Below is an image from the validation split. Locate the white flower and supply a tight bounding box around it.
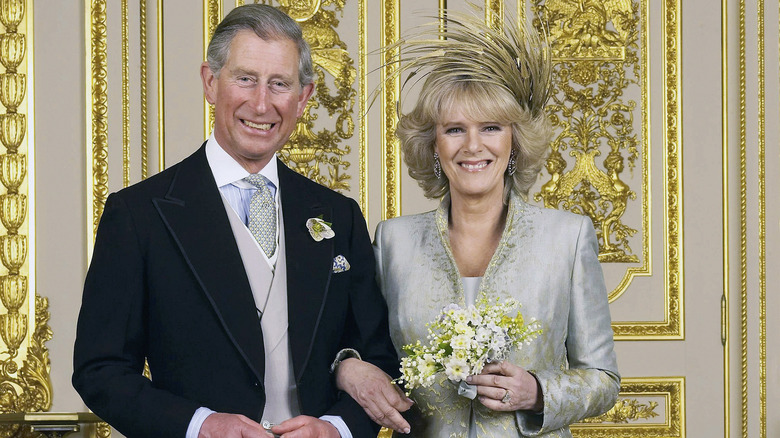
[450,333,473,350]
[417,354,438,377]
[475,326,492,343]
[445,357,470,382]
[306,217,335,241]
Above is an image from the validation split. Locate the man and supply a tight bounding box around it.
[72,5,403,437]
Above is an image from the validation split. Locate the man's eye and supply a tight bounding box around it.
[270,80,291,91]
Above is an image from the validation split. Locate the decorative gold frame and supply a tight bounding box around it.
[571,377,685,438]
[609,0,682,340]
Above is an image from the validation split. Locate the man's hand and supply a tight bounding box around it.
[335,358,413,434]
[199,413,273,438]
[271,415,339,437]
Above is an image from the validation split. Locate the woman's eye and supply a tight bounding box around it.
[484,125,502,132]
[445,127,463,134]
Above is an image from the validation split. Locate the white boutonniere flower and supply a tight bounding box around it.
[306,215,335,241]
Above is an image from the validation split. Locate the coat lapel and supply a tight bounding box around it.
[152,145,266,384]
[278,160,334,382]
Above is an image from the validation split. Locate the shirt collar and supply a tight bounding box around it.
[205,133,280,190]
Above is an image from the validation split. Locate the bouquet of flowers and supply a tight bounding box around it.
[397,297,541,397]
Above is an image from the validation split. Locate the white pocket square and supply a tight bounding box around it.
[332,255,350,273]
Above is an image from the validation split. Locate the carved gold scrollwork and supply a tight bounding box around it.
[580,398,659,423]
[0,0,53,429]
[533,0,641,263]
[275,0,354,191]
[572,377,684,437]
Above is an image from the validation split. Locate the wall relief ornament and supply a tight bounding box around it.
[240,0,355,192]
[533,0,642,263]
[0,0,53,435]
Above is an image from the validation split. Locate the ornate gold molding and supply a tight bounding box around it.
[381,0,400,219]
[358,0,367,215]
[720,0,730,434]
[85,0,109,253]
[755,1,766,436]
[203,0,221,139]
[485,0,502,28]
[0,0,53,430]
[122,0,130,187]
[572,377,685,438]
[140,0,149,179]
[157,0,165,171]
[738,0,748,434]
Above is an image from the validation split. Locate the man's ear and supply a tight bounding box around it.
[296,83,315,117]
[201,62,218,105]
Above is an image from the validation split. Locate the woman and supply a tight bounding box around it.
[337,10,619,437]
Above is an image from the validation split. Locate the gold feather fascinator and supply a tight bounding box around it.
[375,5,552,118]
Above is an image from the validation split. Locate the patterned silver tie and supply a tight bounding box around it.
[244,174,277,257]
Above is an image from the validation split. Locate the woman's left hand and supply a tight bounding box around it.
[466,361,544,412]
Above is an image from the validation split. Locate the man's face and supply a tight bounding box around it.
[201,30,314,173]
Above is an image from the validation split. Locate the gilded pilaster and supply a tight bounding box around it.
[0,0,53,432]
[381,0,400,219]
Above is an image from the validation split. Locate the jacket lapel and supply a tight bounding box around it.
[278,160,334,381]
[152,145,266,384]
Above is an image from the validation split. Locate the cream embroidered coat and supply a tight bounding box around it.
[374,194,620,437]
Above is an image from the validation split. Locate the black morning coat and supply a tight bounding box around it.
[73,144,399,438]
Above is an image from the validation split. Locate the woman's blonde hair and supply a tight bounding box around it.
[380,7,553,200]
[397,75,551,200]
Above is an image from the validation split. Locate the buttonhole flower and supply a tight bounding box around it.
[306,215,335,241]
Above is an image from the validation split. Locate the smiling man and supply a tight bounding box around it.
[72,5,399,438]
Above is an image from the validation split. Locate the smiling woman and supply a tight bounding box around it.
[336,9,620,437]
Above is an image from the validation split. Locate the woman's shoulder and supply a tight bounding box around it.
[374,210,438,248]
[377,209,437,231]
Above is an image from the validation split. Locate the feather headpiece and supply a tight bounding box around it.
[378,6,552,119]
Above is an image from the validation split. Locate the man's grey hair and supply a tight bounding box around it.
[206,4,315,86]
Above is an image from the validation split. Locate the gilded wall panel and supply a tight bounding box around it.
[527,0,682,339]
[571,377,685,438]
[0,0,53,434]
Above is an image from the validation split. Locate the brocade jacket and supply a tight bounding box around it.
[374,193,620,437]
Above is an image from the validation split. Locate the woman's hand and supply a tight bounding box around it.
[466,361,544,412]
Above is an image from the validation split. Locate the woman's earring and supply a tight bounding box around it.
[433,152,442,179]
[507,150,517,176]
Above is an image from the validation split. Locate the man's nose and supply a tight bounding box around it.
[250,86,270,113]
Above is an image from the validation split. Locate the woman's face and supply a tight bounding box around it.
[435,106,513,202]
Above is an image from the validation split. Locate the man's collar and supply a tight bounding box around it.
[205,133,280,189]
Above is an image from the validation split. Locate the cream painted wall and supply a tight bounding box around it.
[34,0,90,416]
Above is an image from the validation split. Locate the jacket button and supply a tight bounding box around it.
[253,381,260,388]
